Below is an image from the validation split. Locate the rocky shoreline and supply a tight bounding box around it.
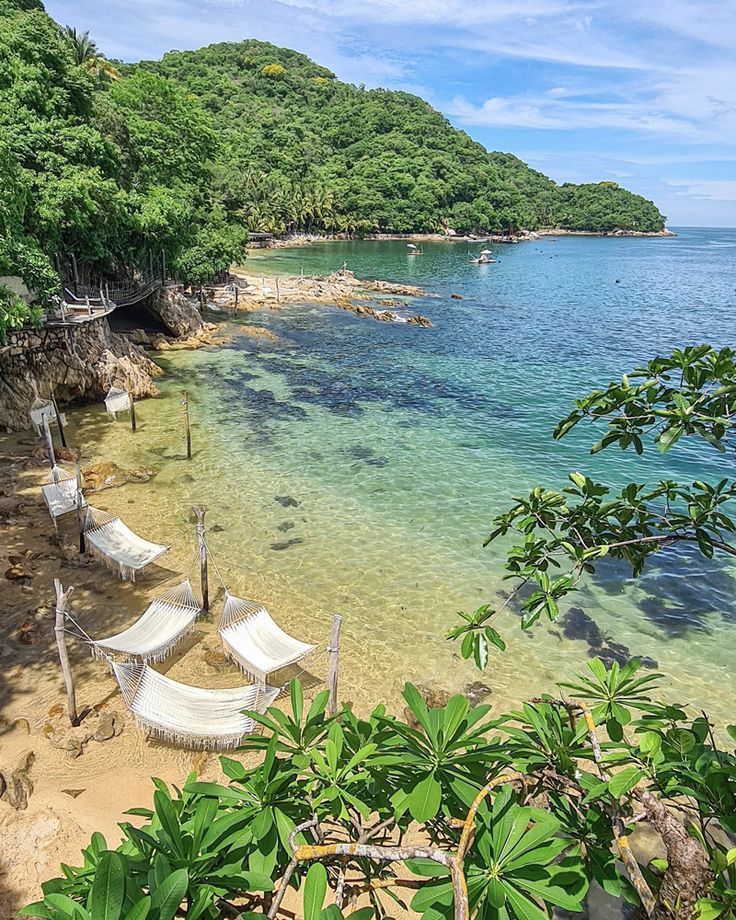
[0,268,433,432]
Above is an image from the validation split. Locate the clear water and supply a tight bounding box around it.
[70,228,736,722]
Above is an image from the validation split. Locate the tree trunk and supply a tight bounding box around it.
[634,789,711,920]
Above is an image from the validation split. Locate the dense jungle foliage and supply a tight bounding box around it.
[133,41,666,237]
[0,0,665,337]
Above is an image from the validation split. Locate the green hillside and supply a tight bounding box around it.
[132,40,666,235]
[0,4,666,336]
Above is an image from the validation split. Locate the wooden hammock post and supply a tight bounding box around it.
[128,392,137,432]
[54,579,78,726]
[327,614,343,716]
[43,415,56,474]
[193,505,209,613]
[75,461,85,553]
[50,389,67,448]
[182,390,192,459]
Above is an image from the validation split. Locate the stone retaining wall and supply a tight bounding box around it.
[0,316,162,432]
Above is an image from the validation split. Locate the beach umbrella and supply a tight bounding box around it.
[480,249,493,255]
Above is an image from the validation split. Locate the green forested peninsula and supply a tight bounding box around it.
[134,41,666,236]
[0,0,665,334]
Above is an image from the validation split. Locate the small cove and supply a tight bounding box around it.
[54,229,736,722]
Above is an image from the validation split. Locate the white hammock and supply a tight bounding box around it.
[84,506,169,581]
[219,592,316,683]
[41,465,86,519]
[105,387,130,418]
[29,396,59,436]
[111,661,280,750]
[90,580,202,664]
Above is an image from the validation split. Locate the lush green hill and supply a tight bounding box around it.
[132,40,666,235]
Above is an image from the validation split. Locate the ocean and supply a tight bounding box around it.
[72,228,736,721]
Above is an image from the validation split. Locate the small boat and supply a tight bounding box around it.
[407,243,424,256]
[469,249,497,264]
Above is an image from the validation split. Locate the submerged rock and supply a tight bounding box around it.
[270,538,304,551]
[82,462,154,491]
[275,495,300,507]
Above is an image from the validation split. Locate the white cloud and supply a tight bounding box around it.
[666,180,736,202]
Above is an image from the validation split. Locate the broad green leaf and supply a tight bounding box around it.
[90,851,125,920]
[122,898,151,920]
[150,868,188,920]
[608,768,644,799]
[303,862,328,920]
[409,773,442,823]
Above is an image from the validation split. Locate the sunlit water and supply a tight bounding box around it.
[65,229,736,722]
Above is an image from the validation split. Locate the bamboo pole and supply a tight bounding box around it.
[327,614,343,716]
[192,505,209,612]
[50,390,67,449]
[128,392,137,432]
[43,416,56,475]
[75,462,85,553]
[181,390,192,459]
[54,579,78,726]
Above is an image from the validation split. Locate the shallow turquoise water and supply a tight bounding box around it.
[81,229,736,720]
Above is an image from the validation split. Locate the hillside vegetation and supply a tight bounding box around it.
[0,2,665,336]
[133,40,666,236]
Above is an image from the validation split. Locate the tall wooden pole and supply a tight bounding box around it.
[182,390,192,459]
[54,580,78,726]
[50,389,67,449]
[71,254,78,297]
[75,462,85,554]
[327,614,343,716]
[43,416,57,476]
[128,392,137,432]
[192,505,209,613]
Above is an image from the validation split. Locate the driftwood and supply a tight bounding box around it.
[192,505,209,612]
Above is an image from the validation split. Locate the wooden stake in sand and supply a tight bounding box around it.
[42,415,57,477]
[181,390,192,459]
[54,579,78,726]
[327,614,343,716]
[128,392,137,433]
[192,504,209,613]
[50,389,67,449]
[75,461,85,553]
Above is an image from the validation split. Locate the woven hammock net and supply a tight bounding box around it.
[84,506,169,581]
[219,592,316,683]
[111,660,280,750]
[104,387,130,418]
[91,579,201,664]
[42,465,87,519]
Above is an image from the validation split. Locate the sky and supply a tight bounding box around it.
[45,0,736,227]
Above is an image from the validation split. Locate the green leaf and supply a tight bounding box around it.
[406,858,450,878]
[726,724,736,744]
[290,679,304,723]
[608,768,644,799]
[409,773,442,823]
[150,868,188,920]
[122,898,150,920]
[303,862,328,920]
[90,851,125,920]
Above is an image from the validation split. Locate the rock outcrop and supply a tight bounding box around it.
[146,286,206,337]
[0,316,162,431]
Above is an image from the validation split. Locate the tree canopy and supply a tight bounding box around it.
[132,40,666,237]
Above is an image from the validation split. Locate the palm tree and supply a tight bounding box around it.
[61,26,121,81]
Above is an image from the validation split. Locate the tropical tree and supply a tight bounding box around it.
[60,25,121,80]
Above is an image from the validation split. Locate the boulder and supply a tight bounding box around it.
[82,462,154,491]
[146,287,205,338]
[0,750,35,810]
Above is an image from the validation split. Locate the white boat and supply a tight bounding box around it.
[407,243,424,256]
[469,249,497,264]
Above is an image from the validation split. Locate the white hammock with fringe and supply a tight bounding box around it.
[84,506,169,581]
[105,387,130,418]
[90,579,202,664]
[41,465,86,519]
[111,660,280,750]
[219,592,316,683]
